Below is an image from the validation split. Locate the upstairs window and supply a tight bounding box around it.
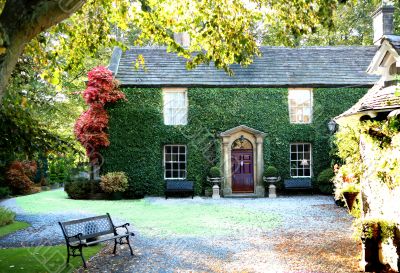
[163,89,188,125]
[288,88,313,124]
[164,145,187,179]
[290,143,312,177]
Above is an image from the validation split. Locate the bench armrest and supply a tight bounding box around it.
[114,223,132,235]
[67,233,83,245]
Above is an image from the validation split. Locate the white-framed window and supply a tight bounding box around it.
[290,143,312,177]
[288,88,313,124]
[164,145,187,179]
[163,88,188,125]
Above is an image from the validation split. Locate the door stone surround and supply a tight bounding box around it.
[220,125,266,197]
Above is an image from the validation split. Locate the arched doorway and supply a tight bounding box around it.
[231,137,254,193]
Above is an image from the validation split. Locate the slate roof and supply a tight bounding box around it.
[385,35,400,54]
[337,85,400,118]
[110,46,379,87]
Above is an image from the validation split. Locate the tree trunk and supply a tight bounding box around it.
[0,0,85,102]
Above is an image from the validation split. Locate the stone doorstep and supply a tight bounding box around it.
[224,193,260,198]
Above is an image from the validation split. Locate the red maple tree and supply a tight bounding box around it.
[74,66,126,163]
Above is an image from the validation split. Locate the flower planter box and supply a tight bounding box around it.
[342,191,359,211]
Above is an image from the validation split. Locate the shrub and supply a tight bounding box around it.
[100,172,128,193]
[264,166,278,177]
[64,178,100,199]
[0,207,15,227]
[5,161,36,194]
[0,187,11,198]
[209,166,222,178]
[317,168,335,194]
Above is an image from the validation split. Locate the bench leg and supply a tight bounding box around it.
[126,236,134,256]
[66,246,70,264]
[80,248,87,269]
[113,239,118,254]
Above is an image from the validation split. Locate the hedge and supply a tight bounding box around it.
[101,87,367,197]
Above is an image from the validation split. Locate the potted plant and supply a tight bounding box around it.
[341,183,360,211]
[207,166,223,199]
[354,218,396,272]
[263,166,280,183]
[100,172,129,200]
[208,166,222,182]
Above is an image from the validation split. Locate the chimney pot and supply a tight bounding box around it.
[173,32,190,48]
[372,4,395,45]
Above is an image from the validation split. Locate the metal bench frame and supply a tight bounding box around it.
[59,213,134,268]
[165,180,194,199]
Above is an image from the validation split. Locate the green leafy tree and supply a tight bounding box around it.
[0,0,356,101]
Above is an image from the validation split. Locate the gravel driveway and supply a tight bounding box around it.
[0,194,359,272]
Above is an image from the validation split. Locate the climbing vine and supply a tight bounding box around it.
[74,66,125,163]
[102,87,366,197]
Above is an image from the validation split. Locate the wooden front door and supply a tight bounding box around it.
[231,149,254,193]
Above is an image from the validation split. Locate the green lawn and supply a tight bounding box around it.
[0,221,29,237]
[15,190,282,237]
[0,245,102,273]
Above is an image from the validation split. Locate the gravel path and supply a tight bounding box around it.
[0,194,359,272]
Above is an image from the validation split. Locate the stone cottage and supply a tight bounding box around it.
[101,8,387,198]
[336,4,400,272]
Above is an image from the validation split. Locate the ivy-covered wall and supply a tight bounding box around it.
[102,87,367,197]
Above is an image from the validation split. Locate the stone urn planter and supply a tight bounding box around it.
[207,177,223,199]
[263,176,281,198]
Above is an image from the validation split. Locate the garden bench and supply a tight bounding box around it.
[284,178,313,191]
[165,180,194,199]
[59,213,134,268]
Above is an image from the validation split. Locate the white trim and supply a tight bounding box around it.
[163,144,187,180]
[288,88,313,124]
[289,143,312,178]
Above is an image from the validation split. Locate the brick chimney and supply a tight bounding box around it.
[173,32,190,47]
[372,3,395,45]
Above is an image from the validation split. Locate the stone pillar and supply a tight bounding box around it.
[255,138,265,197]
[222,139,232,196]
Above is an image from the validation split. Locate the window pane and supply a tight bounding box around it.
[305,169,310,176]
[165,163,172,170]
[298,145,303,152]
[172,146,179,153]
[179,154,186,161]
[172,163,179,170]
[291,145,297,152]
[291,153,296,160]
[179,171,186,178]
[173,171,179,178]
[179,162,185,169]
[166,171,172,178]
[297,169,304,176]
[165,146,172,153]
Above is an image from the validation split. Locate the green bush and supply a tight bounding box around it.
[264,166,278,177]
[0,207,15,227]
[209,166,222,178]
[0,187,11,198]
[64,178,100,199]
[317,168,335,194]
[100,172,128,193]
